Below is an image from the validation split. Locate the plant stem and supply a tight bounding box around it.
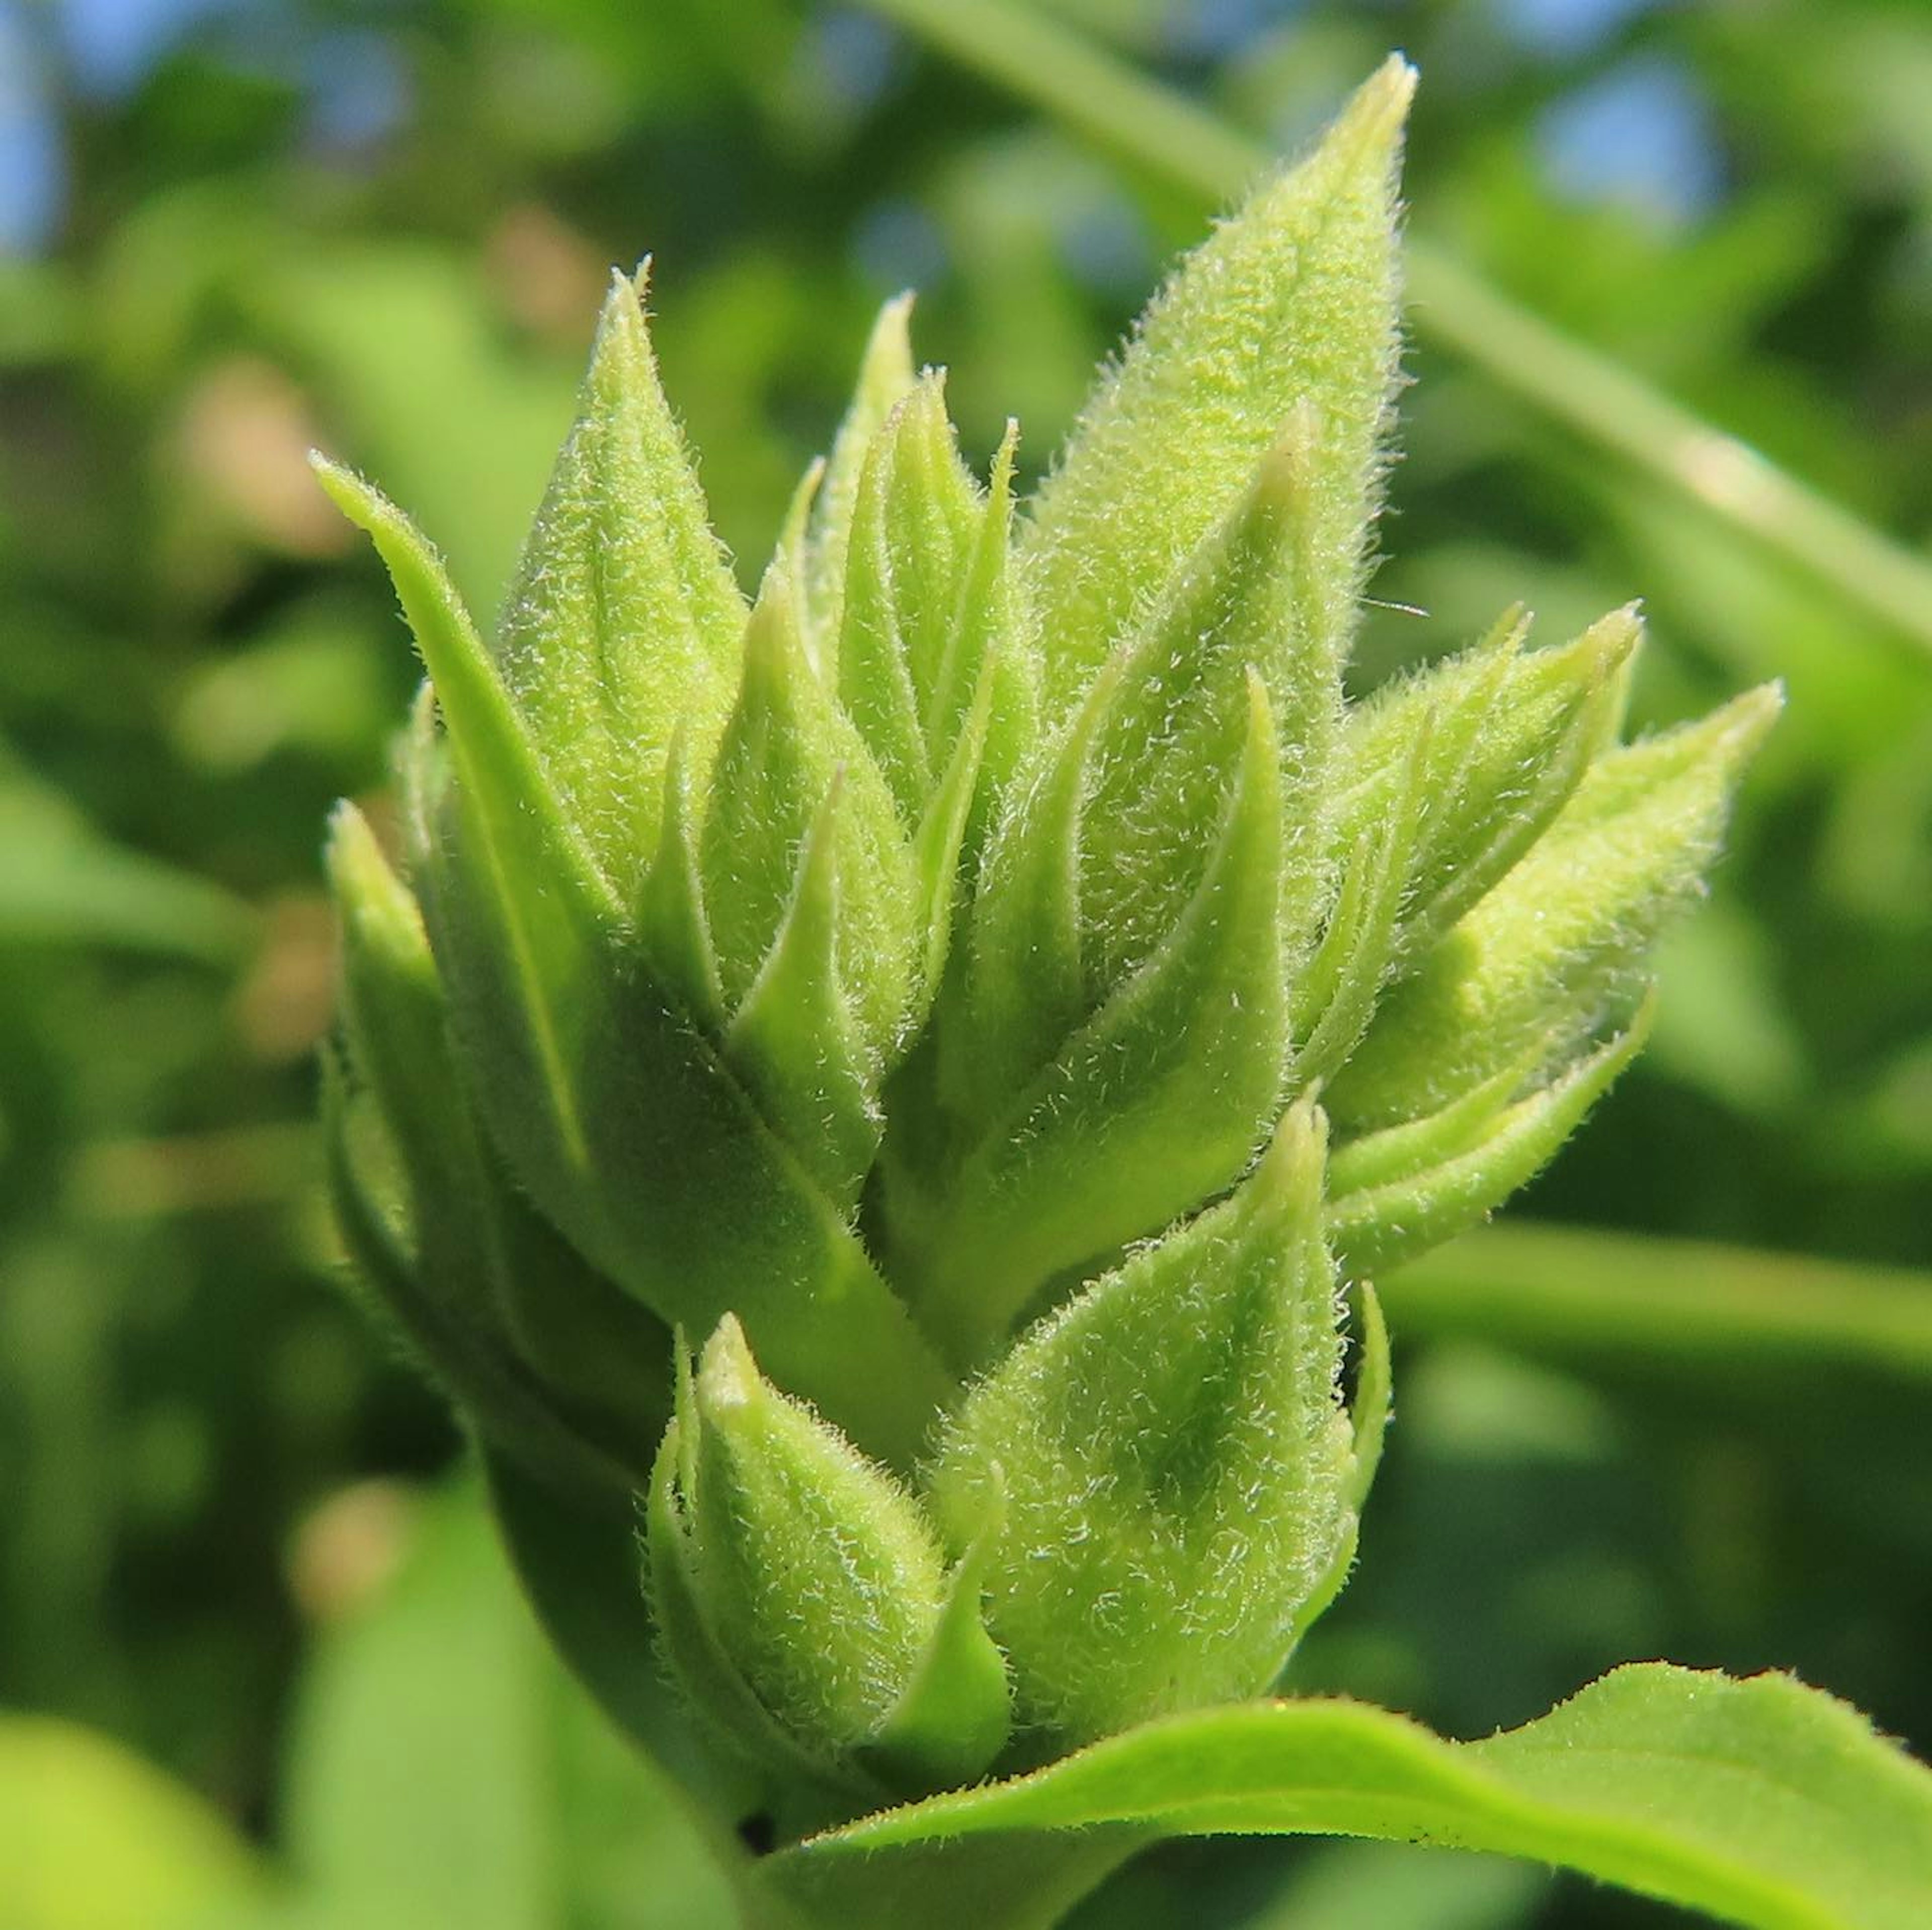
[1383,1220,1932,1384]
[861,0,1932,673]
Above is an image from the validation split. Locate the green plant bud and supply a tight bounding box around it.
[940,430,1327,1131]
[892,671,1290,1365]
[930,1101,1363,1746]
[1327,685,1782,1133]
[649,1316,1008,1794]
[316,55,1787,1813]
[1023,56,1412,712]
[1322,604,1642,967]
[494,265,747,894]
[838,376,979,813]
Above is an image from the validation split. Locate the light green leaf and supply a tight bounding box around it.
[805,291,919,645]
[771,1664,1932,1930]
[1327,685,1782,1132]
[635,727,727,1029]
[835,388,1037,847]
[835,376,980,815]
[1328,995,1654,1282]
[865,1499,1013,1797]
[315,457,614,1215]
[1023,56,1411,712]
[937,653,1120,1135]
[723,781,880,1211]
[283,1478,744,1930]
[1287,726,1424,1089]
[1077,421,1338,991]
[702,564,917,1057]
[0,758,254,960]
[493,265,747,892]
[1325,605,1641,965]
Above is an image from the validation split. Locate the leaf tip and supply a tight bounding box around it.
[1345,52,1419,156]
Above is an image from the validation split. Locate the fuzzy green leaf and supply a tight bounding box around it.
[771,1665,1932,1930]
[864,1493,1013,1797]
[1329,995,1653,1281]
[1327,685,1782,1132]
[1023,57,1412,712]
[1326,605,1642,966]
[634,727,726,1029]
[723,780,880,1212]
[804,292,919,646]
[1287,724,1425,1089]
[836,377,979,808]
[930,1099,1352,1745]
[316,462,629,1259]
[937,653,1120,1136]
[492,266,746,891]
[837,387,1038,846]
[1078,420,1339,992]
[702,565,917,1057]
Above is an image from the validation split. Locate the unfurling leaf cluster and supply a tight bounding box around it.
[320,55,1776,1822]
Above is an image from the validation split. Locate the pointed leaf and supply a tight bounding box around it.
[725,780,880,1212]
[493,266,746,889]
[703,565,917,1057]
[865,1497,1012,1797]
[1327,685,1781,1131]
[1024,58,1412,710]
[938,653,1122,1133]
[1283,1277,1392,1650]
[1328,605,1642,965]
[806,291,918,641]
[635,728,726,1029]
[315,458,613,1212]
[1288,724,1425,1090]
[1079,421,1340,992]
[835,382,1032,833]
[1329,998,1653,1280]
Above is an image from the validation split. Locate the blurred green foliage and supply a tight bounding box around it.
[2,1,1929,1923]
